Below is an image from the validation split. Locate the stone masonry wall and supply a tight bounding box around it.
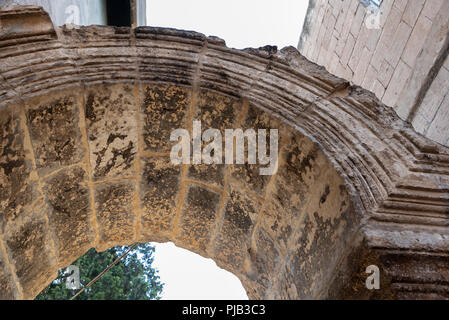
[299,0,449,146]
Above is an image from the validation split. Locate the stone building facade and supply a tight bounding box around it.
[0,5,448,300]
[299,0,449,146]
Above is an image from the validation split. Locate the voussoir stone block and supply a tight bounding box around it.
[0,105,37,230]
[85,84,138,180]
[43,166,93,267]
[187,90,241,187]
[258,134,324,252]
[0,252,16,300]
[4,209,57,299]
[140,157,181,242]
[276,170,358,299]
[213,184,261,272]
[141,85,190,153]
[229,105,283,194]
[177,184,222,256]
[94,180,137,251]
[25,91,85,175]
[243,227,281,293]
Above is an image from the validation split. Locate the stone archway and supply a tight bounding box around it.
[0,6,449,300]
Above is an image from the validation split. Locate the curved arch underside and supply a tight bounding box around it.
[0,6,449,299]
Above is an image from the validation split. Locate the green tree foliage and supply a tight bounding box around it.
[36,243,163,300]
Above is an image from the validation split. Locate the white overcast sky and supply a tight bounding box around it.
[146,0,309,300]
[146,0,309,49]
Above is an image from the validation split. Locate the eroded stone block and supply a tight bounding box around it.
[5,217,56,299]
[26,94,84,175]
[281,134,326,187]
[240,276,267,300]
[0,106,37,229]
[213,184,260,271]
[274,257,304,299]
[243,228,280,290]
[230,105,282,193]
[85,85,138,180]
[43,166,92,267]
[0,253,15,300]
[140,157,181,241]
[188,90,241,187]
[258,134,326,252]
[275,176,357,299]
[141,85,190,153]
[177,184,221,256]
[258,199,294,253]
[95,180,136,250]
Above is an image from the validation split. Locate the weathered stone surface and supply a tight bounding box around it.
[94,180,136,250]
[4,213,56,299]
[326,244,397,300]
[275,167,358,299]
[230,105,282,194]
[240,276,268,300]
[258,134,325,252]
[213,184,260,272]
[381,253,449,300]
[0,6,55,41]
[85,85,138,180]
[141,85,190,153]
[243,228,280,291]
[276,209,349,299]
[0,253,15,300]
[25,93,84,175]
[188,90,240,187]
[43,166,92,267]
[140,157,181,241]
[0,106,37,230]
[177,184,221,256]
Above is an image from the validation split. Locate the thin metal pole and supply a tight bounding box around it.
[70,243,138,300]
